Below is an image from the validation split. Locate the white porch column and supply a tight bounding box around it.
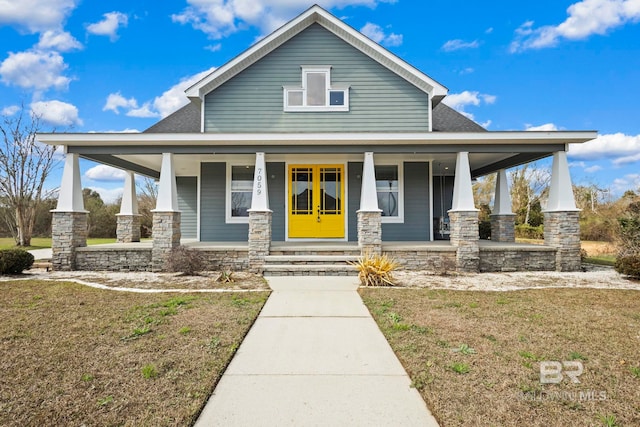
[448,152,479,272]
[116,171,141,243]
[358,152,382,254]
[543,151,581,271]
[247,152,272,273]
[490,169,516,242]
[51,152,88,271]
[152,153,181,271]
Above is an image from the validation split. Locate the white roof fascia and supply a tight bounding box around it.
[36,131,597,147]
[184,5,448,102]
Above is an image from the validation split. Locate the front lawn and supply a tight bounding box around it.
[0,280,269,426]
[0,237,120,250]
[361,288,640,427]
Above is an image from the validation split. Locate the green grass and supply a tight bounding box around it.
[584,256,616,266]
[0,237,129,251]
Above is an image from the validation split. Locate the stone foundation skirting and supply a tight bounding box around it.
[75,247,248,272]
[76,247,152,271]
[388,249,457,271]
[479,246,556,272]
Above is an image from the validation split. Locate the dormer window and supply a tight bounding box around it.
[284,66,349,112]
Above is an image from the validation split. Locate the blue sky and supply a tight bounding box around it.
[1,0,639,203]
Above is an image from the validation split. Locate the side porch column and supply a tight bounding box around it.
[543,151,581,272]
[357,152,382,255]
[151,153,181,271]
[448,152,480,273]
[116,171,141,243]
[490,169,516,242]
[51,152,88,271]
[247,152,272,273]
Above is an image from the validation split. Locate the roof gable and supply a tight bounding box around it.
[185,4,447,103]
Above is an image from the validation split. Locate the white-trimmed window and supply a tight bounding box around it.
[227,165,254,223]
[375,163,404,223]
[284,66,349,112]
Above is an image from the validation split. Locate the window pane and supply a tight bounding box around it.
[375,165,399,217]
[231,166,254,217]
[306,72,326,106]
[329,91,344,106]
[288,90,303,106]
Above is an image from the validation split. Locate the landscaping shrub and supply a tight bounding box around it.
[165,246,205,275]
[614,256,640,279]
[351,252,399,286]
[0,249,34,274]
[515,224,544,240]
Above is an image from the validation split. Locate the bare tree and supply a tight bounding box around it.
[137,176,158,237]
[509,163,550,226]
[0,106,58,246]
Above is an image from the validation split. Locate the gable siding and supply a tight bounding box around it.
[177,177,197,239]
[204,24,429,133]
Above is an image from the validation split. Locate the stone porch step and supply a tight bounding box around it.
[263,264,358,276]
[264,255,359,264]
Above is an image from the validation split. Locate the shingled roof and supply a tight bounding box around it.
[144,100,485,133]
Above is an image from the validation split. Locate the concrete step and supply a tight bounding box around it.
[263,264,358,276]
[264,255,359,264]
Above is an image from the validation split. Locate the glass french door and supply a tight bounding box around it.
[288,164,344,238]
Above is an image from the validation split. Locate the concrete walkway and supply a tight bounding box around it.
[195,276,439,426]
[28,248,52,260]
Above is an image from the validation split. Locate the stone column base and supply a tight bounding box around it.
[248,210,272,273]
[357,211,382,255]
[449,210,479,273]
[152,211,181,272]
[544,211,581,272]
[116,214,141,243]
[490,214,516,243]
[51,211,88,271]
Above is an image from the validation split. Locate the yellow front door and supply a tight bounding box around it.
[288,164,345,238]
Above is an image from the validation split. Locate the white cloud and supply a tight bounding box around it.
[0,0,78,33]
[360,22,403,47]
[205,43,222,52]
[103,92,138,114]
[86,12,128,41]
[1,105,20,116]
[127,103,159,118]
[441,91,496,124]
[511,0,640,52]
[441,39,480,51]
[525,123,559,131]
[459,67,474,75]
[31,100,82,126]
[104,67,217,119]
[568,132,640,163]
[480,119,492,129]
[171,0,397,39]
[84,165,127,182]
[584,165,603,173]
[0,50,71,91]
[611,173,640,194]
[87,186,124,204]
[37,30,82,52]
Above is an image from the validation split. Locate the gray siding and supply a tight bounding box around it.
[267,162,285,241]
[177,177,197,239]
[383,162,430,241]
[200,163,248,241]
[199,162,285,242]
[348,162,431,242]
[348,162,362,242]
[205,24,429,133]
